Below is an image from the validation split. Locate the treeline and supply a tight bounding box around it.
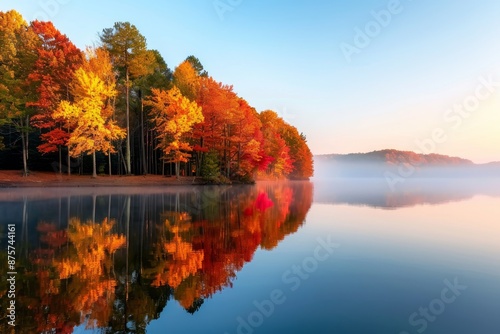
[0,10,313,181]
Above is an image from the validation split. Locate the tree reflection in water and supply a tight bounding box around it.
[1,182,313,333]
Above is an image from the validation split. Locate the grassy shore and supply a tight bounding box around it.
[0,170,205,187]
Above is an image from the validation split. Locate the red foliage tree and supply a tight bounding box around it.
[28,21,83,172]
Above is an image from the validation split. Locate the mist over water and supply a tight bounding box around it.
[312,177,500,208]
[313,159,500,179]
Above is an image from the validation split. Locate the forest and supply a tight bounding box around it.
[0,10,314,182]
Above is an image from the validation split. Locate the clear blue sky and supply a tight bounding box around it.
[2,0,500,162]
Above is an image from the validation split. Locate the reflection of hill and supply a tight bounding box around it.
[0,182,313,333]
[314,178,500,209]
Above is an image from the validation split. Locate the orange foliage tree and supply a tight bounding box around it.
[193,76,272,180]
[146,86,204,178]
[259,110,294,178]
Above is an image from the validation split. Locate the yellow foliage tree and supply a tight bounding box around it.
[173,60,200,101]
[0,10,40,175]
[146,86,204,178]
[54,48,125,177]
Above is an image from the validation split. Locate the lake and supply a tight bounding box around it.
[0,179,499,334]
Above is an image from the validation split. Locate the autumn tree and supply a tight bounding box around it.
[173,60,200,102]
[137,50,173,94]
[146,86,204,178]
[54,48,125,178]
[194,78,269,181]
[100,22,155,175]
[134,50,173,175]
[258,111,313,179]
[0,10,40,175]
[185,55,208,77]
[259,110,294,179]
[194,77,237,174]
[228,98,265,180]
[200,149,222,183]
[280,124,314,179]
[28,20,83,174]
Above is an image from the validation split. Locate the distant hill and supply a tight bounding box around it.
[314,149,500,178]
[315,149,475,165]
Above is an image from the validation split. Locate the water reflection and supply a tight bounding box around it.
[0,182,313,333]
[314,178,500,208]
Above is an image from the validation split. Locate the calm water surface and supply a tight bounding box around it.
[0,179,499,334]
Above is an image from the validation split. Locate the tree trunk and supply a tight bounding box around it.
[25,115,29,162]
[111,96,117,176]
[125,69,131,175]
[196,137,204,177]
[120,146,127,175]
[21,117,28,176]
[92,151,97,178]
[223,124,231,178]
[141,96,147,175]
[109,149,112,176]
[67,126,71,176]
[59,146,62,174]
[175,161,180,179]
[21,134,28,176]
[67,147,71,176]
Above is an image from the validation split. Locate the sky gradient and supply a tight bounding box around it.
[1,0,499,163]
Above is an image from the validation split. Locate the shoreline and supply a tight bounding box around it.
[0,170,207,188]
[0,170,299,188]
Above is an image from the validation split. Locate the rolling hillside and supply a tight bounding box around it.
[314,149,500,178]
